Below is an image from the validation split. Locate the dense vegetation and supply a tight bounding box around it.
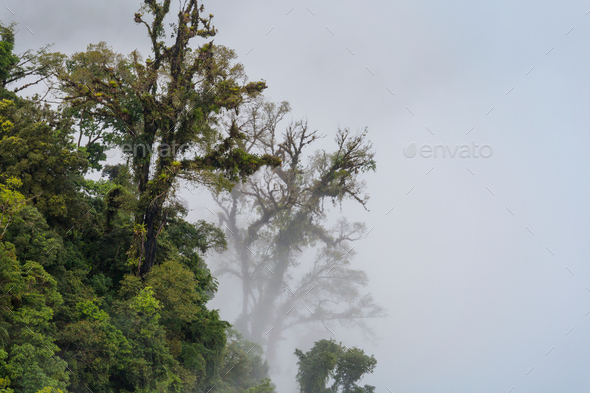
[295,340,376,393]
[0,1,378,392]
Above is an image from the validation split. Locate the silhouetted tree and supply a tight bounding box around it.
[213,97,385,364]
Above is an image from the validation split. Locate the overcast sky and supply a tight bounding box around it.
[5,0,590,392]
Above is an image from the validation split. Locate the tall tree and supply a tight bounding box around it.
[51,0,280,276]
[213,97,385,364]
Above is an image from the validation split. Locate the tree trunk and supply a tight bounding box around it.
[139,203,160,276]
[249,249,289,344]
[241,261,250,317]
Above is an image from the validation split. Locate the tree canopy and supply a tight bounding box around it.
[295,340,376,393]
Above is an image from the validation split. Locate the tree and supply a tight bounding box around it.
[51,0,280,276]
[212,97,385,363]
[0,96,90,231]
[0,22,61,95]
[295,339,376,393]
[0,23,89,233]
[57,299,130,392]
[0,176,27,238]
[100,258,233,392]
[2,205,63,269]
[332,347,376,393]
[0,242,70,393]
[112,283,179,391]
[0,23,18,88]
[245,378,275,393]
[215,329,274,393]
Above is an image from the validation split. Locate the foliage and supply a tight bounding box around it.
[0,175,26,238]
[35,388,65,393]
[295,340,376,393]
[3,205,63,268]
[215,329,273,393]
[0,96,89,230]
[245,379,275,393]
[57,299,130,392]
[0,23,19,85]
[0,242,70,393]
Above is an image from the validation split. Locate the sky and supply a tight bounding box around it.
[4,0,590,392]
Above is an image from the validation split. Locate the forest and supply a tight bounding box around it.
[0,1,380,392]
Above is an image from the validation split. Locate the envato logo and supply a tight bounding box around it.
[105,142,190,159]
[403,141,493,158]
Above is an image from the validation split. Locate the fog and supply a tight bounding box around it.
[7,0,590,391]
